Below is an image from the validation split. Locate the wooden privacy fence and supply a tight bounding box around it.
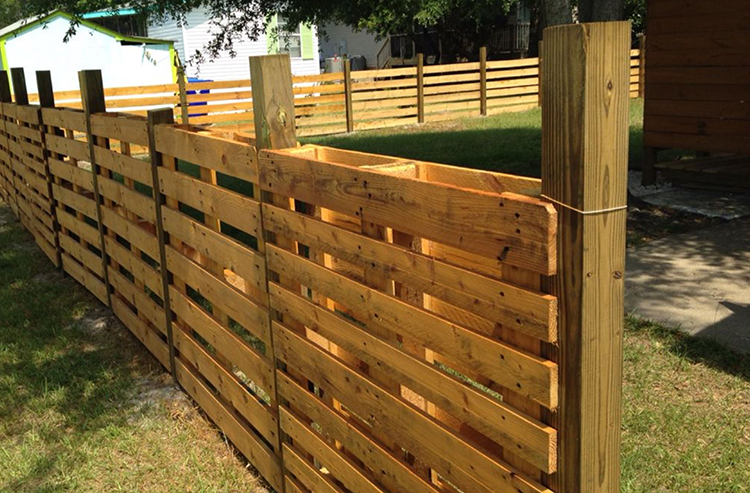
[26,44,643,137]
[1,21,629,493]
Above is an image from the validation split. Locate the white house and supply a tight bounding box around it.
[148,9,321,80]
[0,11,176,93]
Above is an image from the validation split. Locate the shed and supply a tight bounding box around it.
[642,0,750,188]
[0,11,176,93]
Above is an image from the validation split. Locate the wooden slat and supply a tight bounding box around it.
[172,328,279,447]
[90,113,150,146]
[272,284,557,472]
[40,107,87,132]
[169,286,275,396]
[267,246,558,408]
[274,324,551,493]
[154,126,258,183]
[45,134,90,162]
[99,206,159,259]
[160,206,267,292]
[61,252,108,304]
[97,175,156,221]
[263,204,556,342]
[258,150,557,274]
[165,246,271,347]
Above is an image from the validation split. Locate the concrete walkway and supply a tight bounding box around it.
[625,218,750,353]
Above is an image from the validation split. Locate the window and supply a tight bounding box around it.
[278,16,302,58]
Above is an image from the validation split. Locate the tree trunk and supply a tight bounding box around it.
[540,0,572,35]
[578,0,626,22]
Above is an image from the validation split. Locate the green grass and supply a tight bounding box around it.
[0,204,266,493]
[622,316,750,492]
[305,99,695,178]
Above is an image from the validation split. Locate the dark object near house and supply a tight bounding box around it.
[350,55,367,71]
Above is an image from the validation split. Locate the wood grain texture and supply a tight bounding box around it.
[541,21,629,493]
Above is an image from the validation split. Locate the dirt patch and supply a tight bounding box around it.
[627,203,727,247]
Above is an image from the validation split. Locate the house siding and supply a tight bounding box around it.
[148,9,320,81]
[5,15,173,93]
[319,24,385,70]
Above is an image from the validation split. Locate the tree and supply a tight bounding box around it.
[0,0,24,28]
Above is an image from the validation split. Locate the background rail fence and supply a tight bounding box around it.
[24,43,644,137]
[0,21,629,493]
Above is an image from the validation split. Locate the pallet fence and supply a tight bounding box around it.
[1,21,629,493]
[26,45,643,138]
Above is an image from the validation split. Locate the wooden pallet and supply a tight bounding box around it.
[654,154,750,190]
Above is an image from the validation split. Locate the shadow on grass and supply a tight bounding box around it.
[0,211,163,489]
[626,316,750,383]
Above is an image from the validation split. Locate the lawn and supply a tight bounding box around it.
[305,99,648,177]
[0,204,267,493]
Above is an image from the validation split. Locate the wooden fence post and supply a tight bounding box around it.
[147,108,178,380]
[343,59,354,133]
[417,53,425,123]
[638,34,646,98]
[78,69,112,308]
[541,21,629,493]
[538,40,543,107]
[250,54,297,149]
[479,47,487,116]
[249,52,298,493]
[0,71,10,102]
[36,70,63,269]
[10,68,28,105]
[176,63,190,124]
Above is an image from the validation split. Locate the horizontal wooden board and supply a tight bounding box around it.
[169,286,274,396]
[267,245,558,407]
[160,206,267,292]
[272,283,557,472]
[45,134,90,162]
[165,245,271,347]
[61,252,108,304]
[97,175,156,221]
[258,149,557,274]
[90,114,150,146]
[99,206,159,259]
[172,328,279,447]
[40,108,87,132]
[154,126,258,183]
[274,324,551,493]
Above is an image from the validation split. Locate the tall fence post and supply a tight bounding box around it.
[638,34,646,98]
[176,63,190,124]
[479,47,487,116]
[35,70,63,269]
[250,54,297,149]
[541,21,629,493]
[343,59,354,133]
[78,69,112,308]
[417,53,425,123]
[538,40,543,107]
[249,53,298,493]
[147,108,178,380]
[10,68,28,105]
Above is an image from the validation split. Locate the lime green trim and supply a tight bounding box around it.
[0,11,173,46]
[170,45,177,83]
[300,24,314,60]
[266,15,279,54]
[0,40,7,71]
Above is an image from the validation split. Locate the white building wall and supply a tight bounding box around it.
[319,24,385,70]
[4,15,173,93]
[149,9,320,81]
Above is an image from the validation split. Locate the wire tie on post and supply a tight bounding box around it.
[541,194,628,215]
